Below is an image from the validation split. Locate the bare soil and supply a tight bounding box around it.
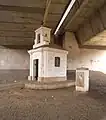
[0,80,106,120]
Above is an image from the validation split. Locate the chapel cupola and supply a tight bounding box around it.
[33,26,51,48]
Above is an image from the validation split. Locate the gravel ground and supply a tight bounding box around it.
[0,81,106,120]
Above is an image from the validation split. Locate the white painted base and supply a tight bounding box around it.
[28,76,37,81]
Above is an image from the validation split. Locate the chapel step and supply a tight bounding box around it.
[25,80,75,90]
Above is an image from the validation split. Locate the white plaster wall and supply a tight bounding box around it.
[46,48,67,78]
[64,32,106,74]
[29,47,67,79]
[43,50,48,77]
[30,48,43,77]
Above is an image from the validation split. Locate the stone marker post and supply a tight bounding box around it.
[76,68,89,92]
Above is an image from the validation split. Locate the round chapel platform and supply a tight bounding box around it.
[25,80,75,90]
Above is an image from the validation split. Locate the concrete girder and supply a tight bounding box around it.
[0,11,43,24]
[83,30,106,46]
[43,0,70,30]
[0,36,33,45]
[0,22,40,31]
[51,0,69,4]
[76,3,106,47]
[0,5,44,14]
[2,45,32,49]
[0,0,46,8]
[65,0,106,31]
[43,0,52,26]
[0,31,34,38]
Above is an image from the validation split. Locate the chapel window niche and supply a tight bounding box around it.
[55,57,60,67]
[37,33,41,44]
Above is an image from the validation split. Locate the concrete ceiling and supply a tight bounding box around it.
[59,0,106,32]
[0,0,105,49]
[58,0,106,49]
[84,30,106,46]
[0,0,69,48]
[42,0,70,32]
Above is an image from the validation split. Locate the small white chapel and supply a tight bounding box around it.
[28,26,68,82]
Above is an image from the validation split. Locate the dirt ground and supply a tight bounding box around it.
[0,80,106,120]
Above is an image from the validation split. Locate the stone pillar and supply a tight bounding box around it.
[76,68,89,92]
